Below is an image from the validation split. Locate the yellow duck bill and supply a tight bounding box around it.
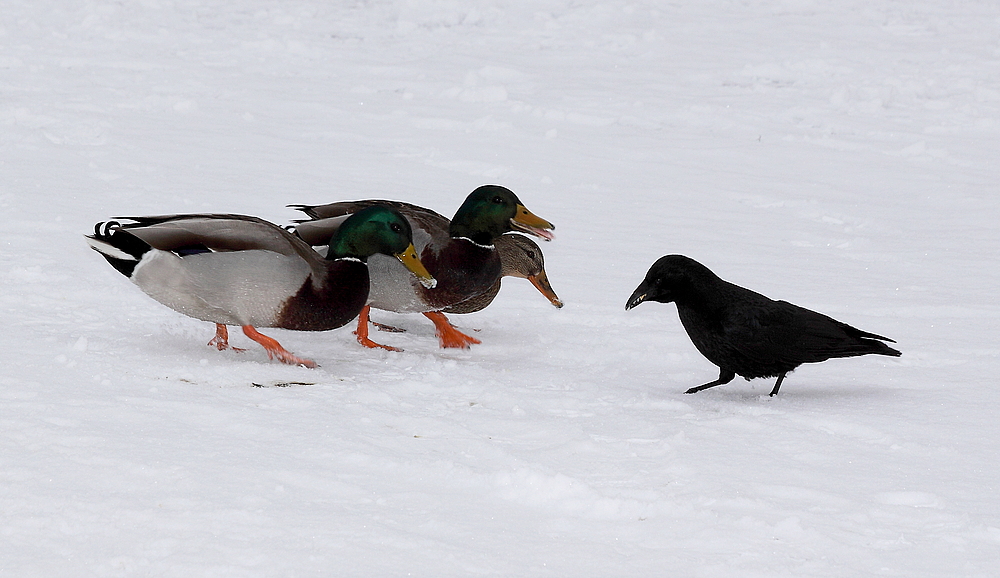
[510,204,555,241]
[395,243,437,288]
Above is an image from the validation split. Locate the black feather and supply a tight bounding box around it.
[86,222,152,277]
[626,255,900,396]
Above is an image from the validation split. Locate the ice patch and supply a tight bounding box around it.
[877,491,943,508]
[72,336,89,352]
[493,468,636,520]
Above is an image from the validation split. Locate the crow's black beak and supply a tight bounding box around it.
[625,286,647,311]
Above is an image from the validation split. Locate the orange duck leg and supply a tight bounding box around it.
[353,306,403,352]
[423,311,481,349]
[241,325,317,368]
[207,324,246,352]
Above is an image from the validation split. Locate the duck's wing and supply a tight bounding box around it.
[289,200,371,220]
[107,214,326,275]
[289,215,352,247]
[292,199,446,223]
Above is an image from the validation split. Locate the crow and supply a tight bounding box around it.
[625,255,901,396]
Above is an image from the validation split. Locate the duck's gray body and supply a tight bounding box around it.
[87,214,368,331]
[130,248,312,326]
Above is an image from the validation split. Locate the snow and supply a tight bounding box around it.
[2,0,999,575]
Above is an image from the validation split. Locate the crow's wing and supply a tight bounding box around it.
[724,300,895,365]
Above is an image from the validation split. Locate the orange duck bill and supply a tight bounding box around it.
[510,205,555,241]
[528,268,563,308]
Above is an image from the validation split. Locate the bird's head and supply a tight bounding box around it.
[498,234,563,308]
[625,254,710,310]
[327,205,436,288]
[449,185,554,246]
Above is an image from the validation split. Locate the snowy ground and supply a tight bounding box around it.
[3,0,1000,575]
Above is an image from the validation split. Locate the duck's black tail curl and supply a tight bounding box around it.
[85,221,150,278]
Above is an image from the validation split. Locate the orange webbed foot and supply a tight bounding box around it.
[354,306,403,352]
[422,311,481,349]
[241,326,316,368]
[207,324,246,352]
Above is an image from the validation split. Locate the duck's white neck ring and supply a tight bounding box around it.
[456,237,495,250]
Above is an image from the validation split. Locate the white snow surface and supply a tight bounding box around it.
[3,0,999,575]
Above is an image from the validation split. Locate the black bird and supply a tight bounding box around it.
[625,255,901,396]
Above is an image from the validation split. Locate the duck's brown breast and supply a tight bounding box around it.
[275,260,370,331]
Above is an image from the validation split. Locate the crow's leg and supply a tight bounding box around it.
[685,369,736,394]
[768,373,787,397]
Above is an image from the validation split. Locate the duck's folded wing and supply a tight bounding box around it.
[118,214,319,263]
[289,201,367,220]
[292,199,447,223]
[290,215,351,247]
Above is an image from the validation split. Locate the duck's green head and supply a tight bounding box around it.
[449,185,555,246]
[328,205,436,288]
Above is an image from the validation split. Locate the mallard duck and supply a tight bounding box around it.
[290,185,555,349]
[441,233,562,314]
[86,207,435,367]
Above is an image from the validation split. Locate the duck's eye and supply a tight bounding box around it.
[492,196,504,204]
[526,251,536,259]
[390,223,403,234]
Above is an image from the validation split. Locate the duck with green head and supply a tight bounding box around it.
[290,185,555,349]
[86,206,435,367]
